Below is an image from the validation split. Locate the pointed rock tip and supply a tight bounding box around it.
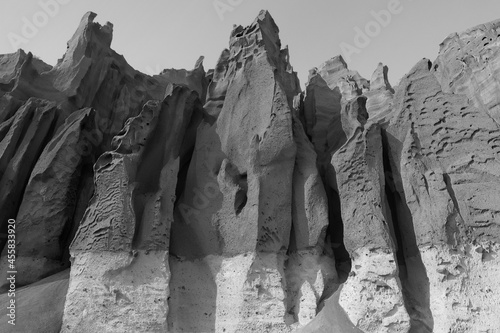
[319,55,348,71]
[70,11,113,49]
[307,67,318,80]
[82,11,97,23]
[5,49,27,61]
[194,56,204,70]
[255,10,277,27]
[411,58,433,73]
[79,12,113,33]
[370,62,393,91]
[257,9,271,17]
[231,9,278,37]
[372,62,388,76]
[337,55,348,68]
[248,9,279,35]
[229,9,281,53]
[82,11,113,25]
[403,58,433,81]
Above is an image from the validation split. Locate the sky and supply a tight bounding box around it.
[1,0,500,88]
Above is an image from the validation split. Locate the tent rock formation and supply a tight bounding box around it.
[0,10,499,333]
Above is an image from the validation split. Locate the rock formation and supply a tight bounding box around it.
[0,9,500,333]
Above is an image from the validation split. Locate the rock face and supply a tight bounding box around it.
[384,59,500,332]
[62,87,201,332]
[0,108,97,288]
[332,97,410,333]
[434,19,500,124]
[168,11,336,332]
[0,9,500,333]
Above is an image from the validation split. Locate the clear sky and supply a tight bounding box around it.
[1,0,499,88]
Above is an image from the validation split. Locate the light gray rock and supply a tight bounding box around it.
[63,86,200,332]
[365,63,394,124]
[385,58,500,332]
[434,19,500,124]
[316,56,369,93]
[331,96,410,332]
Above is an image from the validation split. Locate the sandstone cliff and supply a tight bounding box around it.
[0,10,499,333]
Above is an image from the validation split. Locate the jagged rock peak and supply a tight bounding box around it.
[47,12,122,102]
[55,11,113,72]
[194,55,205,69]
[229,10,282,60]
[312,55,369,93]
[205,9,300,119]
[307,55,347,82]
[230,10,280,47]
[318,55,349,72]
[370,62,393,92]
[67,11,113,52]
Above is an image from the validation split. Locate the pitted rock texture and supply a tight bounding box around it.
[434,19,500,124]
[383,58,500,332]
[1,9,500,333]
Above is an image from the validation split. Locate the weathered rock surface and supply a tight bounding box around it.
[168,11,335,332]
[365,63,395,124]
[155,56,209,102]
[382,58,500,332]
[0,10,201,293]
[62,86,200,332]
[434,19,500,124]
[0,9,500,333]
[0,108,98,288]
[331,97,410,332]
[0,98,58,261]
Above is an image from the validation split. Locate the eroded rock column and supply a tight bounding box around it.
[62,86,200,332]
[332,96,410,332]
[168,10,336,333]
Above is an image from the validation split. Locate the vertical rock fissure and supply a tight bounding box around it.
[61,163,95,264]
[131,107,166,249]
[381,130,407,270]
[381,129,434,332]
[234,172,248,215]
[324,183,351,281]
[442,173,463,220]
[173,144,194,208]
[442,173,464,245]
